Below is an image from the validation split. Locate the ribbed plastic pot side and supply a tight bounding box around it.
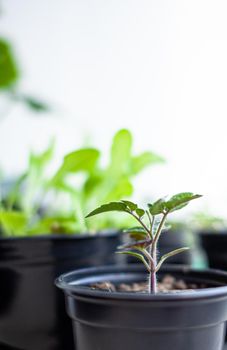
[56,264,227,350]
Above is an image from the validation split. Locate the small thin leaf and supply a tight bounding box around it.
[116,251,150,271]
[86,201,128,218]
[121,200,138,211]
[123,227,147,240]
[155,247,190,272]
[135,208,145,217]
[22,96,49,112]
[119,238,152,250]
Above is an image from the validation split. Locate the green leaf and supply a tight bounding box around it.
[155,247,190,272]
[131,151,165,174]
[121,200,138,211]
[83,174,103,197]
[28,216,78,235]
[123,227,147,240]
[20,141,55,214]
[0,210,28,236]
[104,177,133,202]
[22,96,49,112]
[0,38,19,89]
[148,198,166,215]
[116,250,150,271]
[135,208,145,217]
[29,140,55,171]
[54,148,100,183]
[165,192,202,212]
[148,193,202,215]
[109,129,132,176]
[86,201,128,218]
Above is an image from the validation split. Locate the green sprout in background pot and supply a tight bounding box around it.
[190,211,226,231]
[0,129,164,236]
[86,192,202,293]
[51,128,165,232]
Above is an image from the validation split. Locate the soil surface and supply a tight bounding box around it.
[91,275,206,293]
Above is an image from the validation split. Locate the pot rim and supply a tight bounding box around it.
[0,229,120,241]
[56,264,227,302]
[199,229,227,235]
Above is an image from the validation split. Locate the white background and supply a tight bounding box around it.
[1,0,227,216]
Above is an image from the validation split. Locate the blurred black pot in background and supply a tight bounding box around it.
[200,229,227,269]
[0,231,121,350]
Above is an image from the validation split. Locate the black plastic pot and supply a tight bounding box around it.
[200,230,227,343]
[200,230,227,269]
[57,264,227,350]
[0,231,121,350]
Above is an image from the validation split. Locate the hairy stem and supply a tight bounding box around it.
[153,212,168,246]
[148,243,157,293]
[148,213,168,294]
[149,270,157,294]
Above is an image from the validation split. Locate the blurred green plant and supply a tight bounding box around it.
[0,129,165,236]
[0,38,19,89]
[0,37,49,117]
[190,211,226,231]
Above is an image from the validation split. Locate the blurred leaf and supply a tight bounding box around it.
[191,212,226,230]
[28,215,78,235]
[109,129,132,176]
[83,174,102,196]
[0,38,19,89]
[21,141,55,214]
[5,173,26,209]
[21,95,49,113]
[29,139,55,173]
[0,210,27,236]
[104,177,133,202]
[53,148,100,185]
[131,151,165,174]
